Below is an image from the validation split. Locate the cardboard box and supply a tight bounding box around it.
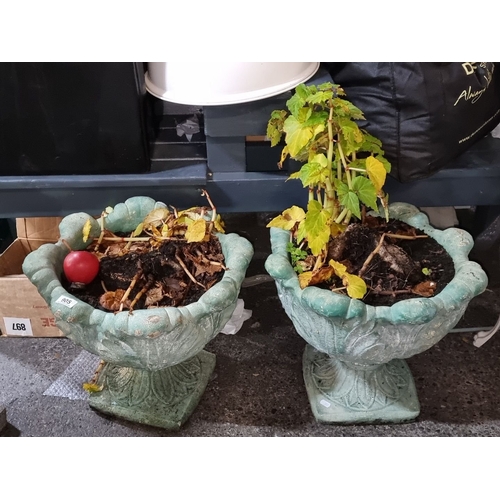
[0,217,64,337]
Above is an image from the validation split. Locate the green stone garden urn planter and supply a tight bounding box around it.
[265,203,488,424]
[22,196,254,430]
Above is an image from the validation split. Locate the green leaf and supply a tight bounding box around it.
[286,92,306,118]
[359,131,384,155]
[339,190,361,219]
[303,200,331,256]
[376,154,392,173]
[286,242,308,270]
[267,110,287,147]
[422,267,431,276]
[303,111,329,127]
[267,125,282,147]
[283,116,313,157]
[332,98,364,120]
[334,180,349,197]
[306,90,334,105]
[295,83,310,99]
[317,82,335,92]
[352,176,378,212]
[338,117,364,149]
[297,154,329,188]
[347,158,367,172]
[298,107,312,123]
[366,156,387,193]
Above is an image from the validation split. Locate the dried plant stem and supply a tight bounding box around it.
[358,231,429,278]
[385,233,428,240]
[95,236,151,242]
[97,214,106,246]
[201,189,217,222]
[194,250,227,270]
[123,231,136,251]
[90,360,105,384]
[175,252,206,289]
[359,233,386,277]
[119,271,142,311]
[369,288,411,296]
[61,239,73,252]
[128,276,154,312]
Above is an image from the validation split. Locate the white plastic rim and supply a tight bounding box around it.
[145,62,320,106]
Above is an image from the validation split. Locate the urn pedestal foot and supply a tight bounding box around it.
[88,350,216,430]
[303,345,420,424]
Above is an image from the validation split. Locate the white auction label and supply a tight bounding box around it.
[319,399,331,408]
[3,317,34,336]
[55,295,78,308]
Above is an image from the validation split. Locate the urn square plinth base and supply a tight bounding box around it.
[89,350,216,430]
[303,345,420,425]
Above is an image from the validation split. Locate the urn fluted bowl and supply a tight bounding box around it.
[22,196,254,429]
[265,203,488,424]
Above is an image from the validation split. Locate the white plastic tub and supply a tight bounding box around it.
[145,62,320,106]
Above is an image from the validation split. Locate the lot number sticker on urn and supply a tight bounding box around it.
[3,317,33,336]
[55,296,77,308]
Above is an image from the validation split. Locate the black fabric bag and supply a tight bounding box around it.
[323,62,500,183]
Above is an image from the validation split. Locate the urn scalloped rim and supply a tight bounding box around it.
[265,202,488,424]
[23,196,254,371]
[22,196,254,430]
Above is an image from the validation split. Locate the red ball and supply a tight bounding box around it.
[63,251,100,284]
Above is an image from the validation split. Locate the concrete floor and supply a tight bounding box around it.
[1,210,500,437]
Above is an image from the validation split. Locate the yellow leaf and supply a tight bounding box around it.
[82,218,93,243]
[267,206,305,231]
[329,259,347,278]
[132,222,144,237]
[284,206,306,223]
[342,273,367,299]
[143,208,170,228]
[366,156,387,193]
[185,219,207,243]
[313,124,325,139]
[82,383,103,393]
[185,211,204,221]
[278,145,289,169]
[330,222,345,238]
[298,271,313,289]
[214,214,225,233]
[177,207,199,217]
[161,224,172,237]
[175,215,190,227]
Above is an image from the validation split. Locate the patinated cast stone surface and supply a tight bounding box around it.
[265,203,488,424]
[23,196,254,430]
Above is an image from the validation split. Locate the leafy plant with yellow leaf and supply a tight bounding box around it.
[266,82,392,299]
